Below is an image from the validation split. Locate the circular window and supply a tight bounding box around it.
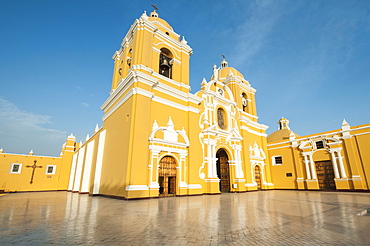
[217,108,227,130]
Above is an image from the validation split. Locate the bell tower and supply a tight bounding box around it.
[99,8,200,199]
[110,8,192,93]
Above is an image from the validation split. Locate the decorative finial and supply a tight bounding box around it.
[152,120,159,130]
[68,133,76,141]
[221,55,228,68]
[181,36,188,44]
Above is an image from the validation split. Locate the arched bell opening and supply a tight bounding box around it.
[159,48,173,79]
[242,93,248,112]
[216,149,230,192]
[158,155,177,197]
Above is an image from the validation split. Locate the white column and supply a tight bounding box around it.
[309,154,317,179]
[260,164,265,185]
[179,153,188,188]
[207,144,213,178]
[337,151,347,178]
[93,130,106,195]
[68,153,78,191]
[211,144,218,178]
[233,145,244,179]
[330,151,340,179]
[149,149,160,188]
[73,146,86,192]
[303,154,311,179]
[81,140,95,193]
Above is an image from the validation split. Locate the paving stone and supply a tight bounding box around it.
[0,191,370,245]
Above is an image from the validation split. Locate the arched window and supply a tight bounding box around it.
[159,48,173,79]
[242,93,248,112]
[217,108,227,130]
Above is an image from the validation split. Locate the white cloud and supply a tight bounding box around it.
[233,0,288,66]
[0,98,67,156]
[80,102,89,108]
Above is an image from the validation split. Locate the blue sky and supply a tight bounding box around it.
[1,0,370,156]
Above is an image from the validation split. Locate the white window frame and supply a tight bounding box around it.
[45,165,56,175]
[9,163,22,174]
[272,155,283,166]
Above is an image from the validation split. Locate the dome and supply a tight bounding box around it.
[218,66,244,79]
[267,129,299,143]
[210,57,245,81]
[211,66,245,81]
[267,117,299,143]
[148,11,173,31]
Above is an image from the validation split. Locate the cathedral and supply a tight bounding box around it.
[1,9,370,197]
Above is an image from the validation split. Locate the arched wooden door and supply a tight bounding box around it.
[315,161,336,190]
[254,166,262,190]
[216,149,230,192]
[158,156,177,197]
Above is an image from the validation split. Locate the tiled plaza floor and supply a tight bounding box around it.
[0,191,369,245]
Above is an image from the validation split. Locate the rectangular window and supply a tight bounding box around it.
[272,156,283,166]
[316,141,325,149]
[10,163,22,174]
[45,165,56,175]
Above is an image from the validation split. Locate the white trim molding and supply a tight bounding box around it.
[126,185,149,191]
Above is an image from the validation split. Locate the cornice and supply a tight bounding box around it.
[152,95,200,114]
[239,109,259,120]
[239,115,268,130]
[240,126,267,137]
[203,90,236,107]
[153,81,201,105]
[101,70,158,112]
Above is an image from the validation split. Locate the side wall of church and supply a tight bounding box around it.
[0,135,76,192]
[267,123,370,191]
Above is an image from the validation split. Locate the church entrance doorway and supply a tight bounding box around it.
[158,156,177,197]
[254,165,262,190]
[315,161,336,190]
[216,149,230,192]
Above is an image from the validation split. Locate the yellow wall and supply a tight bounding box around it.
[0,135,75,192]
[268,123,370,191]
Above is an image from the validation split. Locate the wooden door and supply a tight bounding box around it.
[216,150,230,192]
[158,156,177,197]
[315,161,336,190]
[168,177,176,194]
[254,166,262,190]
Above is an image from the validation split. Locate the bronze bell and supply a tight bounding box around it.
[161,58,169,67]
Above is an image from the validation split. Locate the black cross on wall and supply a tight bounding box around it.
[26,160,43,184]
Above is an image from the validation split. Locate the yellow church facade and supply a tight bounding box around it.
[268,118,370,191]
[67,10,273,199]
[2,10,370,197]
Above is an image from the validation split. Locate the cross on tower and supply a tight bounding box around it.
[26,160,43,184]
[151,4,158,11]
